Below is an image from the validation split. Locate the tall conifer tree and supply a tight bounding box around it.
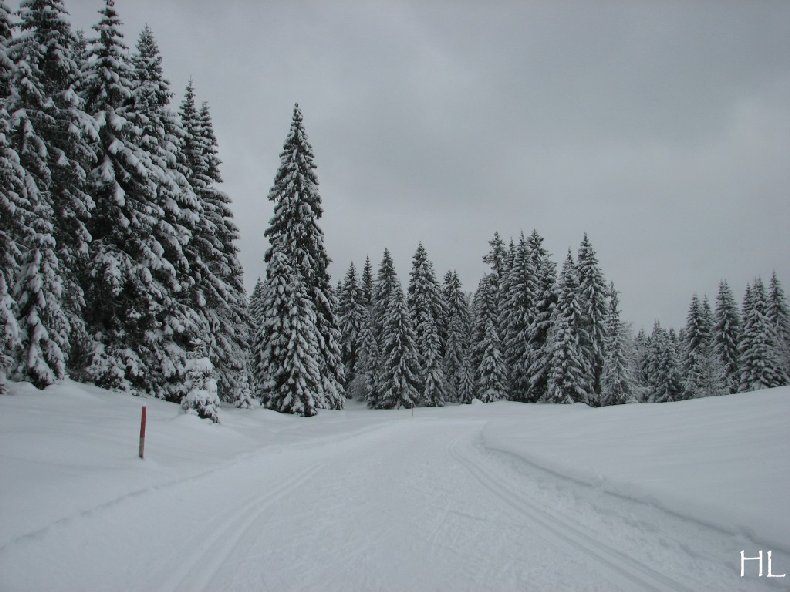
[261,104,344,411]
[477,318,506,402]
[443,270,470,402]
[12,0,96,374]
[501,233,535,400]
[7,0,94,387]
[647,322,684,402]
[545,251,589,404]
[338,261,365,394]
[713,280,740,394]
[577,234,608,400]
[0,0,24,392]
[360,256,374,307]
[407,243,446,404]
[131,26,202,399]
[600,283,634,405]
[525,230,557,402]
[739,279,786,391]
[683,294,725,397]
[767,272,790,375]
[197,99,250,400]
[356,305,378,404]
[249,276,265,393]
[377,280,420,409]
[369,248,398,405]
[81,0,177,392]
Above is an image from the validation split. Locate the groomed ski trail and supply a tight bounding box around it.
[0,416,780,591]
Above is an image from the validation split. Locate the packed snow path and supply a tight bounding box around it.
[2,387,787,591]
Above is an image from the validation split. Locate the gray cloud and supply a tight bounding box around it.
[58,0,790,329]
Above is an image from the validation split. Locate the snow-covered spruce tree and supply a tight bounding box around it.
[470,233,510,383]
[262,104,344,411]
[631,329,651,402]
[368,248,398,406]
[767,272,790,376]
[80,0,174,392]
[420,317,447,407]
[258,251,323,416]
[13,195,69,389]
[0,4,24,392]
[683,294,725,398]
[372,248,398,345]
[501,233,535,401]
[181,339,220,422]
[457,348,476,403]
[7,0,88,388]
[739,279,786,391]
[377,280,420,410]
[11,0,97,376]
[713,280,740,394]
[476,318,506,403]
[248,276,265,393]
[407,243,447,405]
[525,230,557,402]
[131,26,204,400]
[338,261,365,395]
[443,270,470,402]
[483,231,508,280]
[355,305,379,404]
[544,251,590,404]
[471,274,497,380]
[360,255,374,307]
[647,322,684,403]
[177,80,251,402]
[702,296,726,394]
[576,233,608,404]
[350,256,376,402]
[601,283,635,405]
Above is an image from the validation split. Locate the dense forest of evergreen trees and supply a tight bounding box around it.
[321,237,789,412]
[0,0,248,419]
[2,1,788,418]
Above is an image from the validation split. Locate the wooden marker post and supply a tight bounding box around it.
[139,406,147,459]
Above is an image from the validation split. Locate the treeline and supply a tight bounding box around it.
[0,0,251,419]
[3,3,787,420]
[633,275,789,401]
[319,238,790,411]
[249,95,790,417]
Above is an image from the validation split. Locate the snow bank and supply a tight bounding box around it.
[480,388,790,552]
[0,380,391,551]
[1,380,788,591]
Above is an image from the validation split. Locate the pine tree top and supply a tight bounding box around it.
[132,25,170,112]
[83,0,135,114]
[199,101,223,183]
[483,231,507,276]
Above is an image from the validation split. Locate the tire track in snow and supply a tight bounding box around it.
[157,463,322,592]
[449,436,694,592]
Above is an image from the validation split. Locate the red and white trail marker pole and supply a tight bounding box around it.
[139,406,147,460]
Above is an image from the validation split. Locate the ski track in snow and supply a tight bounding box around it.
[1,405,786,591]
[450,435,690,592]
[159,463,323,592]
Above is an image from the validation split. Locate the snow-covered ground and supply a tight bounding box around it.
[1,382,788,591]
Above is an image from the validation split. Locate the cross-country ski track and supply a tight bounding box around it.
[1,383,788,591]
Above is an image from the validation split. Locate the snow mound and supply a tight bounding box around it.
[480,388,790,552]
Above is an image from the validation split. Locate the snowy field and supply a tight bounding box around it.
[1,382,788,591]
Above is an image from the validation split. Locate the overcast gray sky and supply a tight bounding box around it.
[60,0,790,330]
